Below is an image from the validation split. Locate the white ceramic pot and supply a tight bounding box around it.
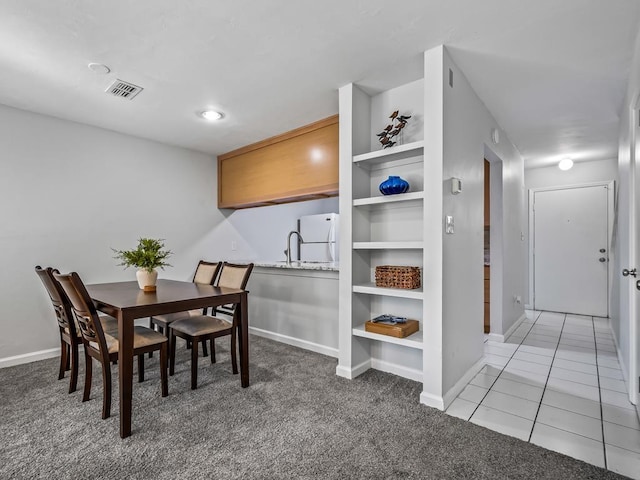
[136,269,158,289]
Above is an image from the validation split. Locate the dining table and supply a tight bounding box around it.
[85,279,249,438]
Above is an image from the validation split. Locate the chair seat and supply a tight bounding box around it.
[90,326,167,354]
[171,315,232,337]
[151,310,202,327]
[99,315,118,335]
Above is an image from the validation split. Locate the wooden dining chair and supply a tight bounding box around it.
[169,262,253,389]
[35,266,118,394]
[54,271,168,419]
[150,260,222,356]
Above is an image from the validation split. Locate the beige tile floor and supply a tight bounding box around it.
[446,310,640,479]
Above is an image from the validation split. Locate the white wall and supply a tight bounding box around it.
[0,103,337,363]
[437,47,526,396]
[524,159,618,307]
[526,159,618,190]
[0,104,217,361]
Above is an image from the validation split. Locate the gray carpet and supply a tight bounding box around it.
[0,336,627,479]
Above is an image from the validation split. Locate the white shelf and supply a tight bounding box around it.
[353,140,424,165]
[352,324,423,350]
[353,191,424,207]
[353,241,423,250]
[352,283,424,299]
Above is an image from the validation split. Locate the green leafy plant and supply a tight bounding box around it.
[112,238,172,273]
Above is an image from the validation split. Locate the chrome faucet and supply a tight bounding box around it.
[285,231,304,265]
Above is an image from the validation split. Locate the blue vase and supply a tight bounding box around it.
[379,176,410,195]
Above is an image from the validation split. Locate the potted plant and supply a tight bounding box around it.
[113,238,172,290]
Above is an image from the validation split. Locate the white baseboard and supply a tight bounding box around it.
[524,304,532,310]
[0,348,59,369]
[419,357,486,411]
[336,359,370,379]
[442,357,486,409]
[370,358,422,383]
[420,391,444,410]
[487,313,526,343]
[249,326,338,358]
[336,357,422,383]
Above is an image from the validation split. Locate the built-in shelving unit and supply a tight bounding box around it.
[339,46,491,411]
[337,76,429,386]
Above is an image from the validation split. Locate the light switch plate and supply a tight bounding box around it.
[445,215,454,234]
[451,178,462,194]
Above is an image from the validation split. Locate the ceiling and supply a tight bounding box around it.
[1,1,639,169]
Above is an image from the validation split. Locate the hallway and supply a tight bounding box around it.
[446,310,640,478]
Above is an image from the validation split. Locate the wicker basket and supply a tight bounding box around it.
[375,265,421,289]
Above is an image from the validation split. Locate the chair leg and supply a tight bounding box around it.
[83,351,92,402]
[169,330,176,376]
[58,340,67,380]
[65,345,71,371]
[148,318,154,358]
[191,337,199,390]
[138,354,144,383]
[101,362,112,419]
[160,344,168,397]
[211,338,216,364]
[69,343,79,394]
[230,328,238,375]
[202,340,208,357]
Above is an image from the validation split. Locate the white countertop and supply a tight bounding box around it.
[253,260,339,272]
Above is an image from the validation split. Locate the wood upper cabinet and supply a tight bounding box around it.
[217,115,339,209]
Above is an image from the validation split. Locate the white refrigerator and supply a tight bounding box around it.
[298,213,339,262]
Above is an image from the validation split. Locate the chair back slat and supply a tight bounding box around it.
[35,266,75,335]
[193,261,221,285]
[214,263,254,319]
[217,262,254,290]
[54,272,108,355]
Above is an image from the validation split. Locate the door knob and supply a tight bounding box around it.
[599,257,606,262]
[599,248,606,253]
[623,268,637,277]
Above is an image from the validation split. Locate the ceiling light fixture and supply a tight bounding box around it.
[558,158,574,171]
[200,110,224,121]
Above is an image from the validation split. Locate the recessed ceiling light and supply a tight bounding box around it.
[88,63,111,75]
[200,110,224,121]
[558,158,574,170]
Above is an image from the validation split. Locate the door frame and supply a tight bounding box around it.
[528,181,615,315]
[628,102,639,407]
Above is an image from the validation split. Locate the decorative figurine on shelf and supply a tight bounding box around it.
[377,110,411,149]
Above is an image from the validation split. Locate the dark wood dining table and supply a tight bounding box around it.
[85,279,249,438]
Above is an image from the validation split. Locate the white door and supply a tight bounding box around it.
[533,185,609,316]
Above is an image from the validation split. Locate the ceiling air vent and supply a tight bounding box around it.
[105,79,143,100]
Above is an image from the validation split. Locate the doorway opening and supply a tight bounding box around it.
[484,159,490,333]
[484,146,504,340]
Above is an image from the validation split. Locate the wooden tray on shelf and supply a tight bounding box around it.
[364,319,419,338]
